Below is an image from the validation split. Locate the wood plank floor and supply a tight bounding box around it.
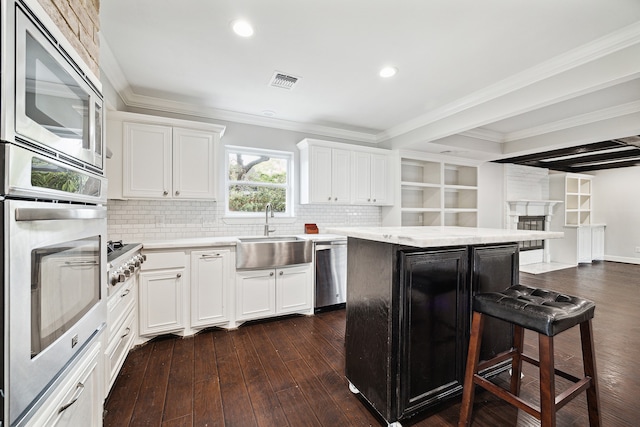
[104,261,640,426]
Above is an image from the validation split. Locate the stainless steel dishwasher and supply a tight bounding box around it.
[314,239,347,310]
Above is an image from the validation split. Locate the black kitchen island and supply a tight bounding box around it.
[328,226,563,427]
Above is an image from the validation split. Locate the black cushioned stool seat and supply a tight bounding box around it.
[459,284,601,427]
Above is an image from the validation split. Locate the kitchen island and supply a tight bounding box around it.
[327,226,563,427]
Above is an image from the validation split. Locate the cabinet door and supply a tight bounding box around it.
[139,268,185,336]
[578,226,593,263]
[351,151,372,204]
[370,153,390,205]
[591,225,605,261]
[309,145,334,203]
[470,244,518,363]
[236,269,276,321]
[332,148,351,203]
[172,127,217,199]
[123,122,172,198]
[276,265,313,314]
[191,249,230,327]
[398,248,468,417]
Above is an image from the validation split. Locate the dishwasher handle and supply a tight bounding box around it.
[314,241,347,250]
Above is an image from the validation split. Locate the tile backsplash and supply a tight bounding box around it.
[107,199,381,242]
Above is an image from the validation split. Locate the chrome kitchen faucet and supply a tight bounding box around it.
[264,203,275,236]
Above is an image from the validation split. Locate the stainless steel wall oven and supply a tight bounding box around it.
[1,1,107,425]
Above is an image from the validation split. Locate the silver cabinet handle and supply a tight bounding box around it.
[201,254,222,259]
[279,271,284,276]
[177,273,182,278]
[163,190,169,196]
[373,199,376,202]
[334,197,338,201]
[121,289,130,298]
[58,382,85,413]
[270,272,274,276]
[175,190,180,196]
[121,327,131,339]
[368,198,371,202]
[327,196,332,201]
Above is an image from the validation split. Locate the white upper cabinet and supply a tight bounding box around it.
[352,151,392,205]
[172,127,218,199]
[107,111,225,200]
[123,122,172,198]
[298,138,393,205]
[302,144,351,204]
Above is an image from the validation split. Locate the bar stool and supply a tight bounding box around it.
[458,284,601,427]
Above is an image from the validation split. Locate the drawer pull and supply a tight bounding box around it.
[58,382,85,413]
[121,289,131,298]
[121,327,131,339]
[177,273,182,278]
[201,254,222,259]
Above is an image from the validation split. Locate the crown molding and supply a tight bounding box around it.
[378,20,640,143]
[505,100,640,142]
[122,92,379,143]
[459,128,505,143]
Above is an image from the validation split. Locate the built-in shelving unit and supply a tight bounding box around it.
[383,152,479,227]
[564,175,592,226]
[549,172,605,265]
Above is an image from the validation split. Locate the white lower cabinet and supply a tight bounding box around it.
[139,251,187,336]
[27,339,103,427]
[236,264,313,322]
[191,249,232,327]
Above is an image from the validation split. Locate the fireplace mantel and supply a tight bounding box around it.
[507,200,563,217]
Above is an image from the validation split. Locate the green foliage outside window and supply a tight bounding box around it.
[227,151,290,213]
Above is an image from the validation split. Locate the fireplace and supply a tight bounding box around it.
[507,200,562,265]
[517,215,545,251]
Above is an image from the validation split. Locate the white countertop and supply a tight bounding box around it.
[327,226,563,248]
[141,233,346,250]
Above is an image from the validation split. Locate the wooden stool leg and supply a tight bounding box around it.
[459,311,485,427]
[538,334,556,427]
[580,319,602,427]
[510,325,525,396]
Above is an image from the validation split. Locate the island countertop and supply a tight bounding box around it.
[327,225,563,248]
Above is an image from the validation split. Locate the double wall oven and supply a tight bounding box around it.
[1,0,107,425]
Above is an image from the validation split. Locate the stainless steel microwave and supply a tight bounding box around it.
[2,0,105,175]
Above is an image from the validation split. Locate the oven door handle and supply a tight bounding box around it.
[15,206,107,221]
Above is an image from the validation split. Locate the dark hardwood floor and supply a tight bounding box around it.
[104,261,640,426]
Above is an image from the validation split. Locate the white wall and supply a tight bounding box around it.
[477,162,504,228]
[592,166,640,264]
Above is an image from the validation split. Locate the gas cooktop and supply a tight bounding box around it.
[107,240,142,262]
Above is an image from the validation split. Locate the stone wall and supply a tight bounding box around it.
[36,0,100,76]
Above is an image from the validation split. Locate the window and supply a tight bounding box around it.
[225,146,293,216]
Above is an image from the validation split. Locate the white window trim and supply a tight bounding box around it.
[224,145,295,218]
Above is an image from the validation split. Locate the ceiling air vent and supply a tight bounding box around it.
[269,72,300,90]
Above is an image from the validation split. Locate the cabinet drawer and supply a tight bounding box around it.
[141,251,186,270]
[106,310,136,392]
[107,277,136,343]
[26,339,103,427]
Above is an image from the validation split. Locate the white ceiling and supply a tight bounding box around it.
[99,0,640,161]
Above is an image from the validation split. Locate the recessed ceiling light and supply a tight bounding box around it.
[379,66,398,78]
[231,20,254,37]
[261,110,276,117]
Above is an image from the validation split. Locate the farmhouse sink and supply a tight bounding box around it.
[236,236,313,269]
